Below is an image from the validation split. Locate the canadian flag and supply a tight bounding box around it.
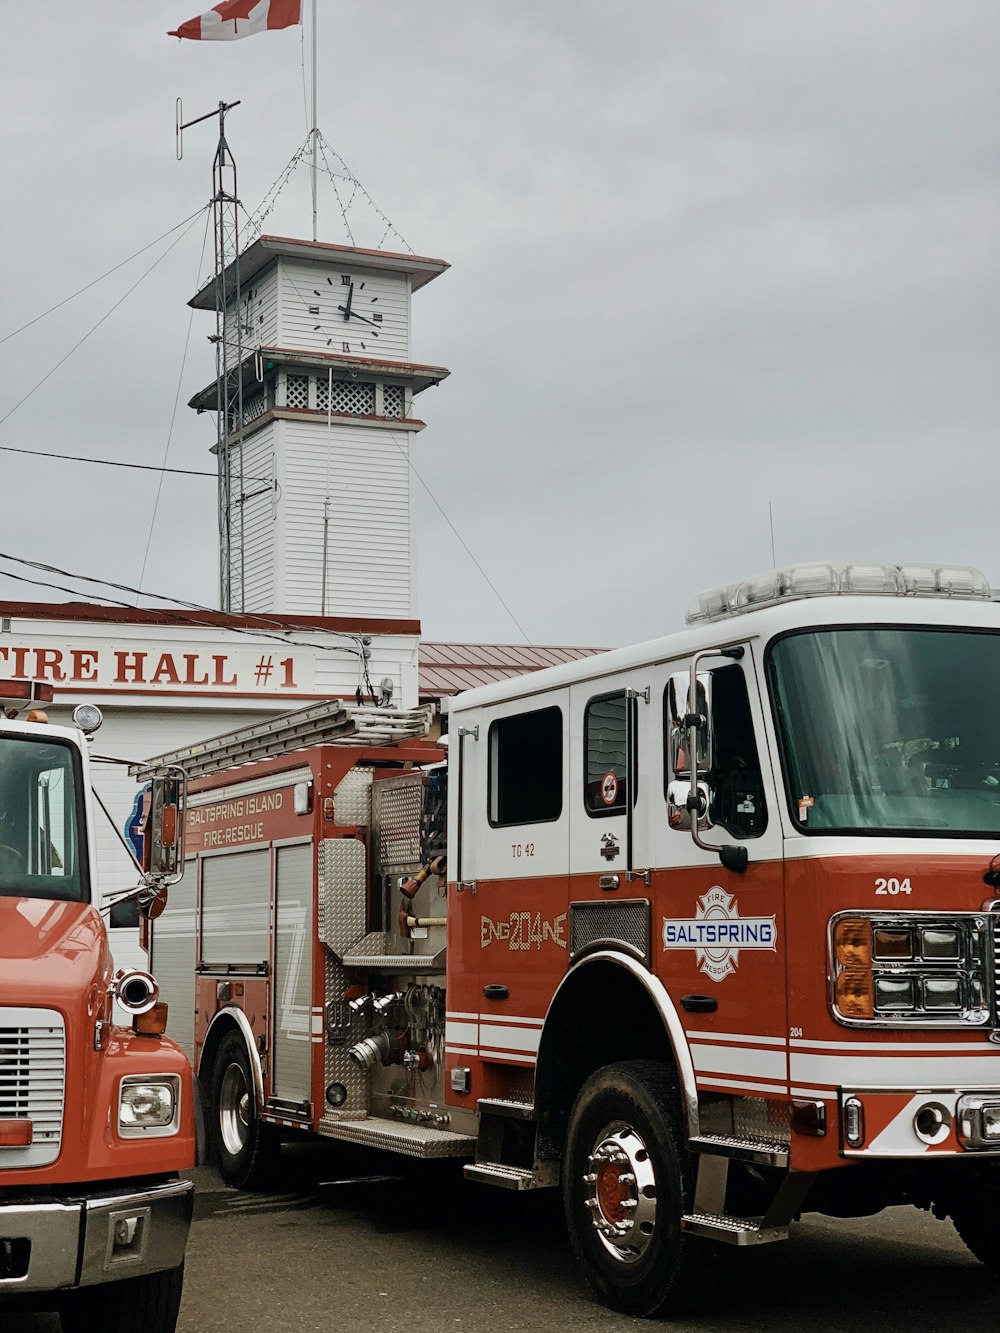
[169,0,301,40]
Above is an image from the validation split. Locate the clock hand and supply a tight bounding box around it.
[342,281,354,320]
[336,307,377,327]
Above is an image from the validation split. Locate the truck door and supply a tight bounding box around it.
[447,691,570,1093]
[567,672,657,961]
[654,646,788,1097]
[569,672,655,884]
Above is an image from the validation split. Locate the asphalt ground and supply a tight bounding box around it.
[6,1140,1000,1331]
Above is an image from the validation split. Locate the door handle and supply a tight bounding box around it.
[482,984,509,1001]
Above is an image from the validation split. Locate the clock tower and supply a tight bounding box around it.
[187,234,450,619]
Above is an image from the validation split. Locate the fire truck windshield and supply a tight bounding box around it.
[0,735,89,901]
[769,626,1000,837]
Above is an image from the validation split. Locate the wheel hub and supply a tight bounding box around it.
[219,1061,250,1157]
[583,1125,657,1263]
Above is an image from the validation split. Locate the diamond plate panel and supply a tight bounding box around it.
[334,769,372,826]
[317,839,367,956]
[322,950,371,1117]
[373,774,425,873]
[569,899,650,963]
[732,1096,791,1147]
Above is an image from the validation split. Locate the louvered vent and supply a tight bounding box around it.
[569,900,651,964]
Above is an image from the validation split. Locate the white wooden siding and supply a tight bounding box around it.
[229,423,276,615]
[244,267,279,351]
[278,418,414,617]
[276,258,409,361]
[224,268,280,372]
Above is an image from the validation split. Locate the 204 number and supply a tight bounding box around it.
[875,876,912,895]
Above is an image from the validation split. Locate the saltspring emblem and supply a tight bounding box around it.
[661,887,777,983]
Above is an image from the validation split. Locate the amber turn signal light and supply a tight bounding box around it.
[836,971,874,1019]
[133,1002,169,1036]
[834,918,872,969]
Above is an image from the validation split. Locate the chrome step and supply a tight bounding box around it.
[316,1115,475,1159]
[341,954,446,972]
[477,1098,535,1121]
[690,1133,789,1168]
[681,1211,789,1246]
[464,1162,536,1190]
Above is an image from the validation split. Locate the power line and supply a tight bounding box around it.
[0,551,368,659]
[0,210,207,435]
[0,205,209,349]
[386,432,533,645]
[0,443,217,477]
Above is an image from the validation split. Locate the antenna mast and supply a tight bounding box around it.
[310,0,319,242]
[177,98,245,613]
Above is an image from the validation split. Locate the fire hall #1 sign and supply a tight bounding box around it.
[0,641,315,696]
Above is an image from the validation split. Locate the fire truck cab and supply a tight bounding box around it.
[0,681,196,1332]
[148,562,1000,1317]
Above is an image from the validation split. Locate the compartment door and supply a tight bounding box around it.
[272,841,313,1108]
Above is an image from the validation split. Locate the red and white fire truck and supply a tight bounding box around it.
[147,561,1000,1317]
[0,681,196,1332]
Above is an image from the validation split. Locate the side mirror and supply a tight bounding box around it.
[136,884,169,921]
[667,779,713,833]
[142,767,186,885]
[667,672,713,776]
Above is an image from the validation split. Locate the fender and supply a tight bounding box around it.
[200,1004,265,1113]
[537,949,700,1139]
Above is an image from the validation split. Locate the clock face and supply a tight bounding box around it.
[241,286,261,339]
[309,273,386,355]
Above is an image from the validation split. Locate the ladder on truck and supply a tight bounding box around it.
[129,699,435,779]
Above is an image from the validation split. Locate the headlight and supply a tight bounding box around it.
[118,1075,180,1137]
[830,912,989,1027]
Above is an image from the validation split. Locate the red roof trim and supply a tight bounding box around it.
[0,601,421,636]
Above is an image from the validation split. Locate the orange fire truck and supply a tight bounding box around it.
[0,681,196,1332]
[146,562,1000,1317]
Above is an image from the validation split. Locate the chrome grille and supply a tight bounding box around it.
[0,1008,66,1169]
[569,900,650,963]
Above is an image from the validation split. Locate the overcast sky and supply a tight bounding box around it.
[0,1,997,649]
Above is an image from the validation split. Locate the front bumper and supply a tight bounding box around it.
[0,1177,192,1295]
[840,1088,1000,1156]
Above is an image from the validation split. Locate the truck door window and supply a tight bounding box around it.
[0,737,87,901]
[665,666,766,840]
[584,691,635,817]
[488,705,563,826]
[706,665,767,839]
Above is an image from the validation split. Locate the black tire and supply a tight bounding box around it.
[209,1030,278,1189]
[59,1262,184,1333]
[562,1060,716,1318]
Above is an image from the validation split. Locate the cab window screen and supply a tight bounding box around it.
[489,706,563,826]
[584,691,634,816]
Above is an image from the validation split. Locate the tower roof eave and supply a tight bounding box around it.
[187,348,450,412]
[189,234,450,309]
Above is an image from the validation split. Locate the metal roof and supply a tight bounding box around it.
[417,641,607,697]
[190,235,450,310]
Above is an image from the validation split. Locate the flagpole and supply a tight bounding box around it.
[311,0,318,241]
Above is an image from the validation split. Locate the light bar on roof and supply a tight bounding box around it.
[685,562,992,625]
[0,679,55,710]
